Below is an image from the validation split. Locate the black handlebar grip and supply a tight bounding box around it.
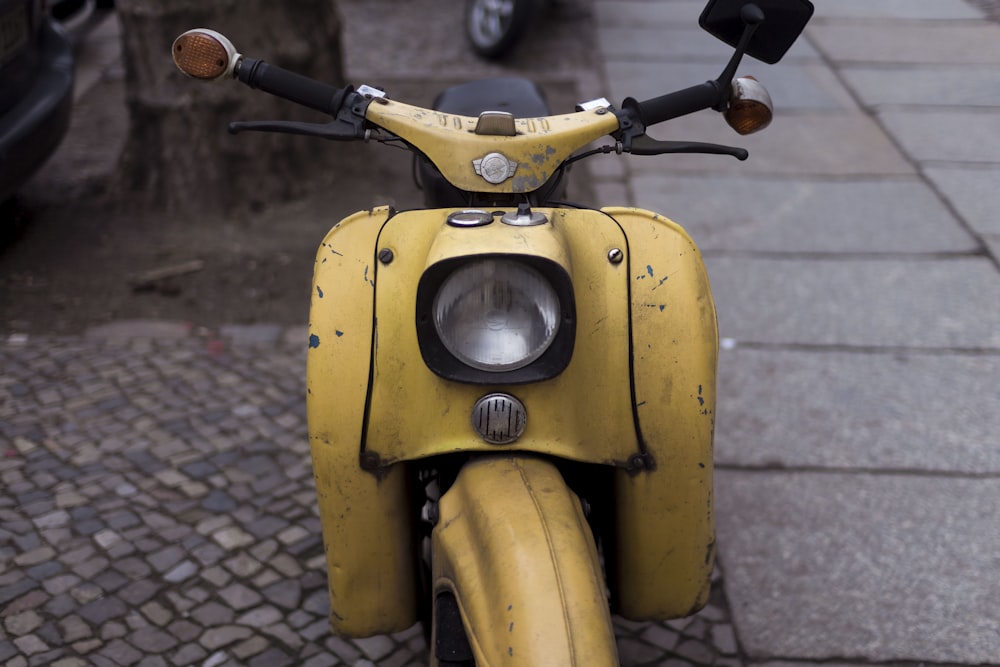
[627,81,722,128]
[237,58,349,116]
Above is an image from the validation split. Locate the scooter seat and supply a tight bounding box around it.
[432,77,551,118]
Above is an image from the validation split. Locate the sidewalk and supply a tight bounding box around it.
[587,0,1000,664]
[3,1,999,666]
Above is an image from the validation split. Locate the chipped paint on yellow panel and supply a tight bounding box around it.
[306,206,419,635]
[307,203,717,629]
[364,207,640,467]
[602,207,718,621]
[366,100,620,193]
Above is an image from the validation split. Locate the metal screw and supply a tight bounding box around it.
[378,248,394,264]
[360,451,381,470]
[628,453,647,470]
[608,248,624,264]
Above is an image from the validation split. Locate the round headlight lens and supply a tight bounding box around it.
[433,259,561,372]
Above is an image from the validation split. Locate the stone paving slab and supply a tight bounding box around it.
[879,110,1000,164]
[715,470,1000,664]
[593,0,982,28]
[594,1,707,26]
[715,348,1000,473]
[706,256,1000,348]
[71,12,120,104]
[599,25,745,62]
[811,0,984,20]
[841,65,1000,108]
[981,234,1000,265]
[597,25,820,63]
[807,23,1000,64]
[925,166,1000,237]
[595,10,821,61]
[629,176,977,253]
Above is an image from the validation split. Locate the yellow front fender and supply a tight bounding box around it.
[432,455,619,667]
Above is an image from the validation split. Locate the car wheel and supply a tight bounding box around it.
[464,0,537,60]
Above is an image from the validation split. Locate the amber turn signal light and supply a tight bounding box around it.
[172,29,239,81]
[724,76,773,135]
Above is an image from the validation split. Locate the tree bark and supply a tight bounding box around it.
[115,0,345,215]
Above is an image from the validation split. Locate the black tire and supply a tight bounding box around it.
[464,0,538,60]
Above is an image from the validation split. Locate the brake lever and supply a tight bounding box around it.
[628,134,748,160]
[228,119,366,141]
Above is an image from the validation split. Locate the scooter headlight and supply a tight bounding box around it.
[433,259,560,372]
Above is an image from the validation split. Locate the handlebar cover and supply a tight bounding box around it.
[624,81,723,128]
[237,57,351,116]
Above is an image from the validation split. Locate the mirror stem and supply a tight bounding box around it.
[712,3,765,110]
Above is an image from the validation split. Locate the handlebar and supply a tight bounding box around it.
[232,49,726,137]
[171,26,757,169]
[236,57,353,116]
[622,81,723,129]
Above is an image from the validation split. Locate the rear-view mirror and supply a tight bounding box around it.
[699,0,814,64]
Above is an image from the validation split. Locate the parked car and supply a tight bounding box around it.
[50,0,114,44]
[0,0,75,202]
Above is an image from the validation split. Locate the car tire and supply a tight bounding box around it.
[464,0,538,60]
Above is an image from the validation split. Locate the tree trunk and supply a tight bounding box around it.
[115,0,345,215]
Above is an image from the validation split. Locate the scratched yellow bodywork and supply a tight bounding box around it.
[605,207,718,619]
[365,207,638,466]
[432,455,619,666]
[306,204,717,636]
[306,206,418,636]
[365,99,620,193]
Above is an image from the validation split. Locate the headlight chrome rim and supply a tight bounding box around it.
[416,254,576,385]
[432,258,561,372]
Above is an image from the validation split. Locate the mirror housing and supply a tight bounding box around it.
[699,0,814,64]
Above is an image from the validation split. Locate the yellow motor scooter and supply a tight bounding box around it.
[173,0,813,663]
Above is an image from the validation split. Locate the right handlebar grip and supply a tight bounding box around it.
[628,81,722,127]
[237,58,350,116]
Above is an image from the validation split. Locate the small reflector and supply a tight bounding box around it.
[173,31,230,80]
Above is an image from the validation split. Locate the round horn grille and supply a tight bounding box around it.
[472,393,527,445]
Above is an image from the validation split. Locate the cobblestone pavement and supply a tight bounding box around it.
[1,326,742,666]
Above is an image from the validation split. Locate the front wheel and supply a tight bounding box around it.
[464,0,538,59]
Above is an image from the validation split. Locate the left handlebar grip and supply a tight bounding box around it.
[237,58,351,116]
